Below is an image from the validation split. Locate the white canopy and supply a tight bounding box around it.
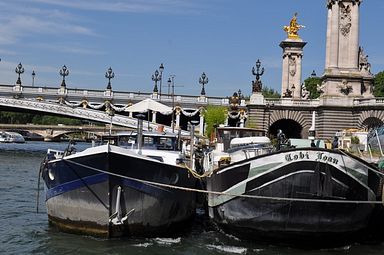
[125,98,173,114]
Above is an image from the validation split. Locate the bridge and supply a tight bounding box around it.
[0,83,236,137]
[0,123,131,141]
[1,0,383,143]
[1,83,384,142]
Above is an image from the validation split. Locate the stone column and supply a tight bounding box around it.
[350,1,360,69]
[280,40,307,99]
[321,0,372,98]
[325,3,332,69]
[281,53,289,94]
[329,2,339,69]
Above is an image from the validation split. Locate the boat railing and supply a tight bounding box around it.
[47,149,65,160]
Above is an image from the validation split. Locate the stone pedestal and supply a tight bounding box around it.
[249,92,264,105]
[280,39,307,99]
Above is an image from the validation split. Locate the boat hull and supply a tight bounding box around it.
[206,148,381,247]
[42,145,198,238]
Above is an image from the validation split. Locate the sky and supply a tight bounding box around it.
[0,0,383,97]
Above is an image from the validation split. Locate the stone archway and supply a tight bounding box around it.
[268,109,310,138]
[361,117,382,130]
[358,110,384,130]
[270,119,303,139]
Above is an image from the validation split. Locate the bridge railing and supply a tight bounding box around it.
[264,98,320,107]
[353,97,384,106]
[4,84,384,108]
[0,84,231,107]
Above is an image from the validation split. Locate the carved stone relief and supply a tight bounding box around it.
[340,3,352,36]
[289,57,296,77]
[338,79,353,95]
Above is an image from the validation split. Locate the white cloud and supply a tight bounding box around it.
[0,1,97,47]
[33,43,104,55]
[20,0,202,14]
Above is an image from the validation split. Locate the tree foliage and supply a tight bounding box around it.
[374,71,384,97]
[203,106,227,139]
[304,76,321,99]
[262,87,281,98]
[0,111,82,125]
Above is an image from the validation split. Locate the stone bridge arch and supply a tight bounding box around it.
[269,109,311,138]
[357,110,384,129]
[30,129,98,142]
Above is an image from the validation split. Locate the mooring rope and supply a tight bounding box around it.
[62,158,384,205]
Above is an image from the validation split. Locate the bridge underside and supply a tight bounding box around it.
[0,97,189,136]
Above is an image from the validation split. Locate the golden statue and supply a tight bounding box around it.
[284,13,305,39]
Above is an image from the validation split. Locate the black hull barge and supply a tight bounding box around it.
[206,147,383,247]
[41,143,198,238]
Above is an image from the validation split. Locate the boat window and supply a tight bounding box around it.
[146,155,164,162]
[157,137,175,150]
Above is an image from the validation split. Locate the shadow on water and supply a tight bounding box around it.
[0,141,384,254]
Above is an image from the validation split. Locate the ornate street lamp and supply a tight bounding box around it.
[199,72,209,96]
[159,63,164,99]
[105,67,115,90]
[32,70,36,87]
[15,62,24,85]
[59,65,69,88]
[252,59,264,93]
[152,69,160,93]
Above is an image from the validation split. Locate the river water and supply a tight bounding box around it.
[1,141,384,255]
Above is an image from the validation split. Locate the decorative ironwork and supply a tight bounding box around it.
[32,70,36,87]
[59,65,69,88]
[105,67,115,90]
[252,59,264,93]
[159,63,164,98]
[15,63,24,85]
[152,69,160,93]
[199,72,208,96]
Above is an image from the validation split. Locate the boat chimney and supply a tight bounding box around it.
[308,111,316,141]
[189,121,199,170]
[137,114,145,155]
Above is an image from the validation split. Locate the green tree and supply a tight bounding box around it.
[0,111,82,125]
[304,76,321,99]
[262,87,281,98]
[374,71,384,97]
[203,106,227,139]
[0,111,34,124]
